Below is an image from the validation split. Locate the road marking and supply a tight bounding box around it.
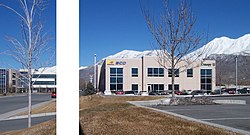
[201,117,250,121]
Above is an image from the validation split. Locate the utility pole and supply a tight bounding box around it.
[236,55,238,93]
[94,54,97,93]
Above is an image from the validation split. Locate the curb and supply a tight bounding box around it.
[213,100,246,104]
[5,112,56,120]
[128,101,250,135]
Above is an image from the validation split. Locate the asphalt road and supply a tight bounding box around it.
[0,94,54,132]
[0,94,51,115]
[0,115,55,132]
[152,95,250,133]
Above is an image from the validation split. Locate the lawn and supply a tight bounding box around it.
[0,95,239,135]
[80,95,238,135]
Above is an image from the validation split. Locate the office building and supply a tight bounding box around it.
[97,56,216,94]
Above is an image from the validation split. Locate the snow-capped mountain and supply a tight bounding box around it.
[106,50,158,59]
[191,34,250,58]
[79,66,88,70]
[105,34,250,60]
[35,66,56,74]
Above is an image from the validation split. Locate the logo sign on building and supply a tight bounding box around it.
[115,61,126,65]
[107,60,126,65]
[107,60,115,65]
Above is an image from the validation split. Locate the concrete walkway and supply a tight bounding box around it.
[5,112,56,121]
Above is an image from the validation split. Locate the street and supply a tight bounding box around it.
[0,116,55,132]
[0,94,51,115]
[0,93,55,132]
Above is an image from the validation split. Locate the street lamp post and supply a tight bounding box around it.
[236,55,238,93]
[94,54,97,93]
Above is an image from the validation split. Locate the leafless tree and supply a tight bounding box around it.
[142,0,206,103]
[0,0,53,127]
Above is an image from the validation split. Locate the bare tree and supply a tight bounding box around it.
[142,0,205,103]
[0,0,52,127]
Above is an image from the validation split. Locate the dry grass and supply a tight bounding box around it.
[17,100,56,116]
[0,119,56,135]
[80,95,239,135]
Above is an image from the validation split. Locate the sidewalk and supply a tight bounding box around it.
[5,112,56,121]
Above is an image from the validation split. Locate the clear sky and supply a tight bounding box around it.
[80,0,250,66]
[0,0,56,69]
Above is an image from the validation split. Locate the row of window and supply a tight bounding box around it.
[32,74,56,79]
[109,68,212,91]
[31,81,56,85]
[131,68,193,77]
[110,83,180,92]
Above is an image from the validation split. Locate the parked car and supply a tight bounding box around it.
[174,90,184,95]
[191,90,205,96]
[183,90,192,95]
[124,91,135,95]
[211,89,223,95]
[51,91,56,98]
[224,88,236,94]
[237,88,248,94]
[115,90,124,95]
[158,91,169,95]
[149,91,158,95]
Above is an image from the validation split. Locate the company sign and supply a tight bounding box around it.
[107,60,126,65]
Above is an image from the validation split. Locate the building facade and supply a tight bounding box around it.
[31,66,56,92]
[98,56,216,94]
[0,69,8,94]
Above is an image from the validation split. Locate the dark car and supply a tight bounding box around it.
[211,89,223,95]
[51,91,56,98]
[237,88,248,94]
[149,91,158,95]
[124,91,135,95]
[191,90,206,96]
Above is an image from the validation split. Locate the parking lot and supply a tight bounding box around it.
[152,95,250,134]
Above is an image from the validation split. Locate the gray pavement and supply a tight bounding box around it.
[129,95,250,135]
[0,115,55,132]
[0,93,55,132]
[0,94,51,115]
[150,95,250,134]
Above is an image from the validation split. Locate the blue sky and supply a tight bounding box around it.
[80,0,250,66]
[0,0,56,69]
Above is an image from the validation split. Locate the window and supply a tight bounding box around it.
[32,81,56,85]
[131,68,138,77]
[147,68,164,77]
[168,69,179,77]
[110,68,123,91]
[148,68,153,77]
[187,69,193,77]
[148,84,164,93]
[12,73,16,78]
[33,74,56,78]
[200,69,212,91]
[132,84,138,93]
[12,80,16,85]
[168,84,179,91]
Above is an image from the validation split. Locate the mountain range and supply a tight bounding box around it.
[80,34,250,89]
